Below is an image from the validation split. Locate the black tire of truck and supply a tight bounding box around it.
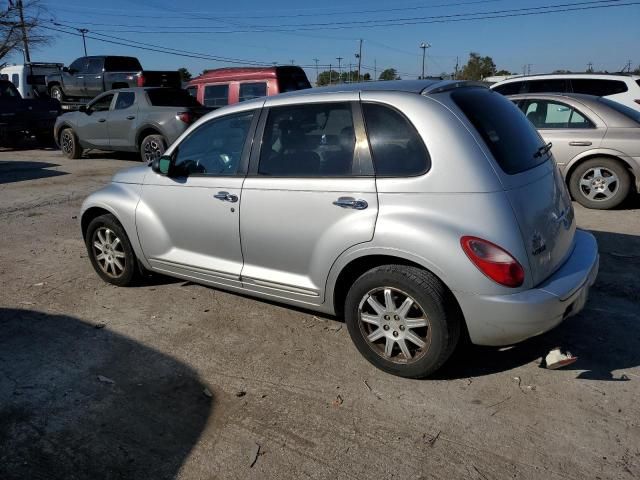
[49,85,65,102]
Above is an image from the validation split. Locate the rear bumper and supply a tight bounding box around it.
[455,229,599,346]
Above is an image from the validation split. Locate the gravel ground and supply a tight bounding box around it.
[1,147,639,480]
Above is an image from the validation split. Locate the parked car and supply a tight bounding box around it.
[0,79,61,146]
[187,66,311,109]
[46,56,181,102]
[509,93,640,209]
[80,80,599,378]
[491,73,640,112]
[0,62,63,99]
[54,87,209,161]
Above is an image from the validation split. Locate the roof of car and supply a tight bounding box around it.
[493,73,639,85]
[275,79,486,99]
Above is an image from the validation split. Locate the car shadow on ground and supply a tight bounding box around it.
[81,150,142,162]
[0,308,213,480]
[436,229,640,381]
[0,161,67,184]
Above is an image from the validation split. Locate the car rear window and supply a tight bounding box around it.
[492,81,523,95]
[599,97,640,124]
[146,88,201,107]
[451,88,548,175]
[104,57,142,72]
[526,79,567,93]
[571,79,628,96]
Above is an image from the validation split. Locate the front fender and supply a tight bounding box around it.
[81,182,147,268]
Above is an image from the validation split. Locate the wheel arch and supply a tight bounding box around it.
[136,125,165,149]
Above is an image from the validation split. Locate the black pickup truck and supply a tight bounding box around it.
[0,80,61,146]
[46,56,181,102]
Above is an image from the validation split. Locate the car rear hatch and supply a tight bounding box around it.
[451,87,576,286]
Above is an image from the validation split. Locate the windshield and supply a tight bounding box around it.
[598,97,640,125]
[451,88,548,175]
[146,88,202,107]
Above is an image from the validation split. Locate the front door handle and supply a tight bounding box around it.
[569,141,592,146]
[126,115,135,120]
[98,118,106,123]
[333,197,368,210]
[214,191,238,203]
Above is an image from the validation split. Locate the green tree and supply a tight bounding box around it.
[459,53,496,81]
[495,69,512,76]
[316,70,340,86]
[178,67,192,82]
[378,68,400,81]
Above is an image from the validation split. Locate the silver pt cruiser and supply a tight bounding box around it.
[81,80,599,378]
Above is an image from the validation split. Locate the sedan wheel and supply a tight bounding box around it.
[358,287,431,364]
[92,226,127,279]
[569,158,631,210]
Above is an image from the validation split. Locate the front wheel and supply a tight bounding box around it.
[568,158,631,210]
[140,134,166,163]
[85,214,139,287]
[344,265,461,378]
[50,85,65,102]
[60,127,83,159]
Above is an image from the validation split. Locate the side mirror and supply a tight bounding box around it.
[62,66,69,73]
[152,155,171,175]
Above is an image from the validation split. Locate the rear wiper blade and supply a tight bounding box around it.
[534,142,553,158]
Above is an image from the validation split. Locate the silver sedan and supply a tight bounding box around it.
[508,93,640,209]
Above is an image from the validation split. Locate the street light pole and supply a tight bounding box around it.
[79,28,89,56]
[313,58,319,86]
[336,57,343,83]
[420,42,431,79]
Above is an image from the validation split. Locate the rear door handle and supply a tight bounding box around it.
[98,118,106,123]
[214,191,238,203]
[569,141,592,146]
[333,197,368,210]
[126,115,135,120]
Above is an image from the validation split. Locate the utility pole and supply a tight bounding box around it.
[587,62,593,73]
[356,39,363,82]
[313,58,319,86]
[454,56,459,80]
[336,57,343,83]
[348,62,352,83]
[374,59,377,80]
[626,60,632,73]
[16,0,31,63]
[527,64,532,75]
[79,28,89,56]
[290,59,295,65]
[328,63,332,85]
[419,42,430,79]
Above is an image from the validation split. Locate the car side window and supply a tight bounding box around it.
[203,84,229,107]
[258,102,356,177]
[86,58,104,75]
[90,94,114,112]
[493,81,523,95]
[239,82,267,102]
[173,111,254,176]
[524,101,593,129]
[571,79,628,96]
[362,103,430,176]
[114,91,135,110]
[68,58,86,74]
[525,79,567,93]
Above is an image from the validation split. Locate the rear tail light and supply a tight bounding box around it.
[176,111,193,124]
[137,75,145,87]
[460,236,525,288]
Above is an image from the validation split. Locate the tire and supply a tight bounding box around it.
[344,265,461,378]
[85,214,139,287]
[140,134,166,162]
[59,127,83,159]
[568,157,631,210]
[50,85,65,102]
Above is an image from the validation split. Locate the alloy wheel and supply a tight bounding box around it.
[358,287,432,364]
[92,227,126,278]
[61,131,73,155]
[143,138,163,162]
[579,166,619,202]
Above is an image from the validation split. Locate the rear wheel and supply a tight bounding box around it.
[569,158,631,209]
[140,134,166,162]
[60,127,82,159]
[85,214,139,287]
[344,265,461,378]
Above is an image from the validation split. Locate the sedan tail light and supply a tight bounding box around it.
[176,111,193,124]
[137,75,145,87]
[460,236,525,287]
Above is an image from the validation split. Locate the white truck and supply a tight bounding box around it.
[0,62,63,99]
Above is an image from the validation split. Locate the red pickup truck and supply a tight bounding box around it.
[187,66,311,109]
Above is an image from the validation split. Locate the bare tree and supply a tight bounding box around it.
[1,1,51,65]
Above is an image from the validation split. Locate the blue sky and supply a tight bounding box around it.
[11,0,640,80]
